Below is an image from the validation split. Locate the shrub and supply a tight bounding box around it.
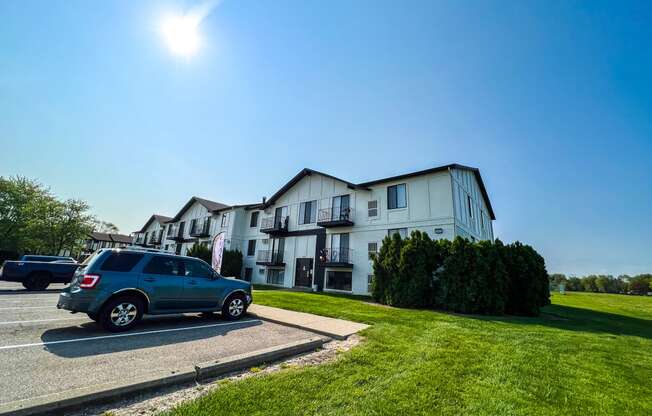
[371,234,549,316]
[221,249,243,279]
[186,242,211,263]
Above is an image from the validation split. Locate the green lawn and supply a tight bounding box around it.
[166,290,652,416]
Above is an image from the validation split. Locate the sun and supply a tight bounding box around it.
[160,15,201,57]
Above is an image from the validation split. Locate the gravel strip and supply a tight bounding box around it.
[70,335,362,416]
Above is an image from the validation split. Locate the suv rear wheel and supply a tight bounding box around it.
[22,272,50,291]
[99,296,144,332]
[221,293,247,320]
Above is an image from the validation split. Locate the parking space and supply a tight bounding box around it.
[0,283,317,407]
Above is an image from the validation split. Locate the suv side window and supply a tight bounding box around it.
[100,252,144,272]
[143,256,183,276]
[184,259,214,279]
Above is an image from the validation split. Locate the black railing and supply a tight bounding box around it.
[134,234,146,245]
[148,232,162,245]
[190,218,211,237]
[260,216,289,233]
[256,249,284,264]
[320,247,353,264]
[317,207,353,223]
[166,225,183,240]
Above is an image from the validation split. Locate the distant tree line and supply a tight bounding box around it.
[549,273,652,295]
[372,232,550,316]
[0,176,113,261]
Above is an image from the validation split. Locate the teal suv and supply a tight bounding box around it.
[57,248,252,332]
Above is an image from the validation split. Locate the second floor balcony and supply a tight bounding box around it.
[260,216,289,235]
[317,207,354,228]
[134,233,148,246]
[148,231,163,245]
[319,247,354,268]
[189,218,211,238]
[255,249,285,266]
[166,225,184,241]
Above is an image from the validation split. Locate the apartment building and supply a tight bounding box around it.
[133,215,172,249]
[132,164,495,295]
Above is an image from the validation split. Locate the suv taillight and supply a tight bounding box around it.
[79,274,101,289]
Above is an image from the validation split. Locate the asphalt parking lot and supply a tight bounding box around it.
[0,282,317,409]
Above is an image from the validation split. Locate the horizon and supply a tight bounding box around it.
[1,0,651,277]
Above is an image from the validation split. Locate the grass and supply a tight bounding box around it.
[165,290,652,415]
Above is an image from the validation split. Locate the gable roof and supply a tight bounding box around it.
[167,197,230,223]
[136,214,173,233]
[263,168,368,208]
[261,164,495,220]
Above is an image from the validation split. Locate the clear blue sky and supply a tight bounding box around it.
[1,1,650,276]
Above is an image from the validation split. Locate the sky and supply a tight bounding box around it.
[1,0,651,276]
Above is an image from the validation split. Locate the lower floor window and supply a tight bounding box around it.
[326,271,352,291]
[267,269,285,285]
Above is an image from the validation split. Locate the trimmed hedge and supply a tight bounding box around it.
[372,231,550,316]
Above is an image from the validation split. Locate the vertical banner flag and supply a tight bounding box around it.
[211,232,226,273]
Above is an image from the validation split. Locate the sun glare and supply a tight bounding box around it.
[160,15,201,57]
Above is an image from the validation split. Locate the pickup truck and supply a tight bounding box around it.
[0,255,79,290]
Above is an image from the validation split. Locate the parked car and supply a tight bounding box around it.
[0,255,79,290]
[57,247,253,332]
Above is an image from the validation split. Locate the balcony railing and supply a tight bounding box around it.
[149,232,162,245]
[260,216,289,234]
[317,207,354,227]
[189,218,211,238]
[256,249,285,265]
[319,247,354,267]
[166,225,184,241]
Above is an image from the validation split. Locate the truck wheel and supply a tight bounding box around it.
[22,272,50,291]
[99,296,143,332]
[221,293,247,321]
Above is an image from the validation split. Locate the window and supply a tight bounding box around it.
[368,242,378,260]
[387,184,407,209]
[299,200,317,224]
[480,211,484,229]
[100,252,144,272]
[367,200,378,218]
[190,219,197,233]
[221,213,229,227]
[247,239,257,256]
[388,228,408,239]
[184,259,214,278]
[467,195,473,219]
[267,269,284,285]
[368,274,374,293]
[250,211,259,227]
[143,256,182,275]
[326,271,352,291]
[244,267,253,282]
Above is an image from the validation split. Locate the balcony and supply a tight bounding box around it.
[166,226,184,242]
[189,218,211,238]
[260,216,289,235]
[134,234,149,247]
[319,247,354,268]
[317,207,354,228]
[148,232,162,245]
[256,250,285,266]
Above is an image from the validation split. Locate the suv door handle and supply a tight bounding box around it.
[143,277,156,282]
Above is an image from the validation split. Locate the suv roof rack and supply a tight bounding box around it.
[119,246,168,253]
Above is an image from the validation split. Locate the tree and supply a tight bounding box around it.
[94,221,119,233]
[549,273,567,291]
[221,249,243,278]
[0,176,51,252]
[629,274,652,295]
[186,242,212,263]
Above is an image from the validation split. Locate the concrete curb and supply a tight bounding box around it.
[0,336,326,416]
[251,314,350,340]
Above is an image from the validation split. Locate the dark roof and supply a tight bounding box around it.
[262,164,496,220]
[136,214,173,233]
[89,232,133,244]
[167,197,230,223]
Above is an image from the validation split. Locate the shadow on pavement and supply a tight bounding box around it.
[40,314,262,358]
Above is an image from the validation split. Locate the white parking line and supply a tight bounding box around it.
[0,317,83,325]
[0,319,262,350]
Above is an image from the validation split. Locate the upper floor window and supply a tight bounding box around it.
[467,195,473,219]
[250,211,259,227]
[387,184,407,209]
[247,239,257,256]
[299,200,317,225]
[367,200,378,218]
[221,213,229,227]
[368,242,378,260]
[388,228,408,239]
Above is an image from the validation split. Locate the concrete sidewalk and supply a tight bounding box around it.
[248,304,369,340]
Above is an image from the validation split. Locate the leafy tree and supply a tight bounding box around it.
[565,276,583,291]
[0,176,51,252]
[187,242,212,263]
[94,220,119,233]
[221,249,243,278]
[500,241,550,316]
[371,232,404,304]
[549,273,567,291]
[629,274,652,295]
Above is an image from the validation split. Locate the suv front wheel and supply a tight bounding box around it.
[222,293,247,320]
[99,296,144,332]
